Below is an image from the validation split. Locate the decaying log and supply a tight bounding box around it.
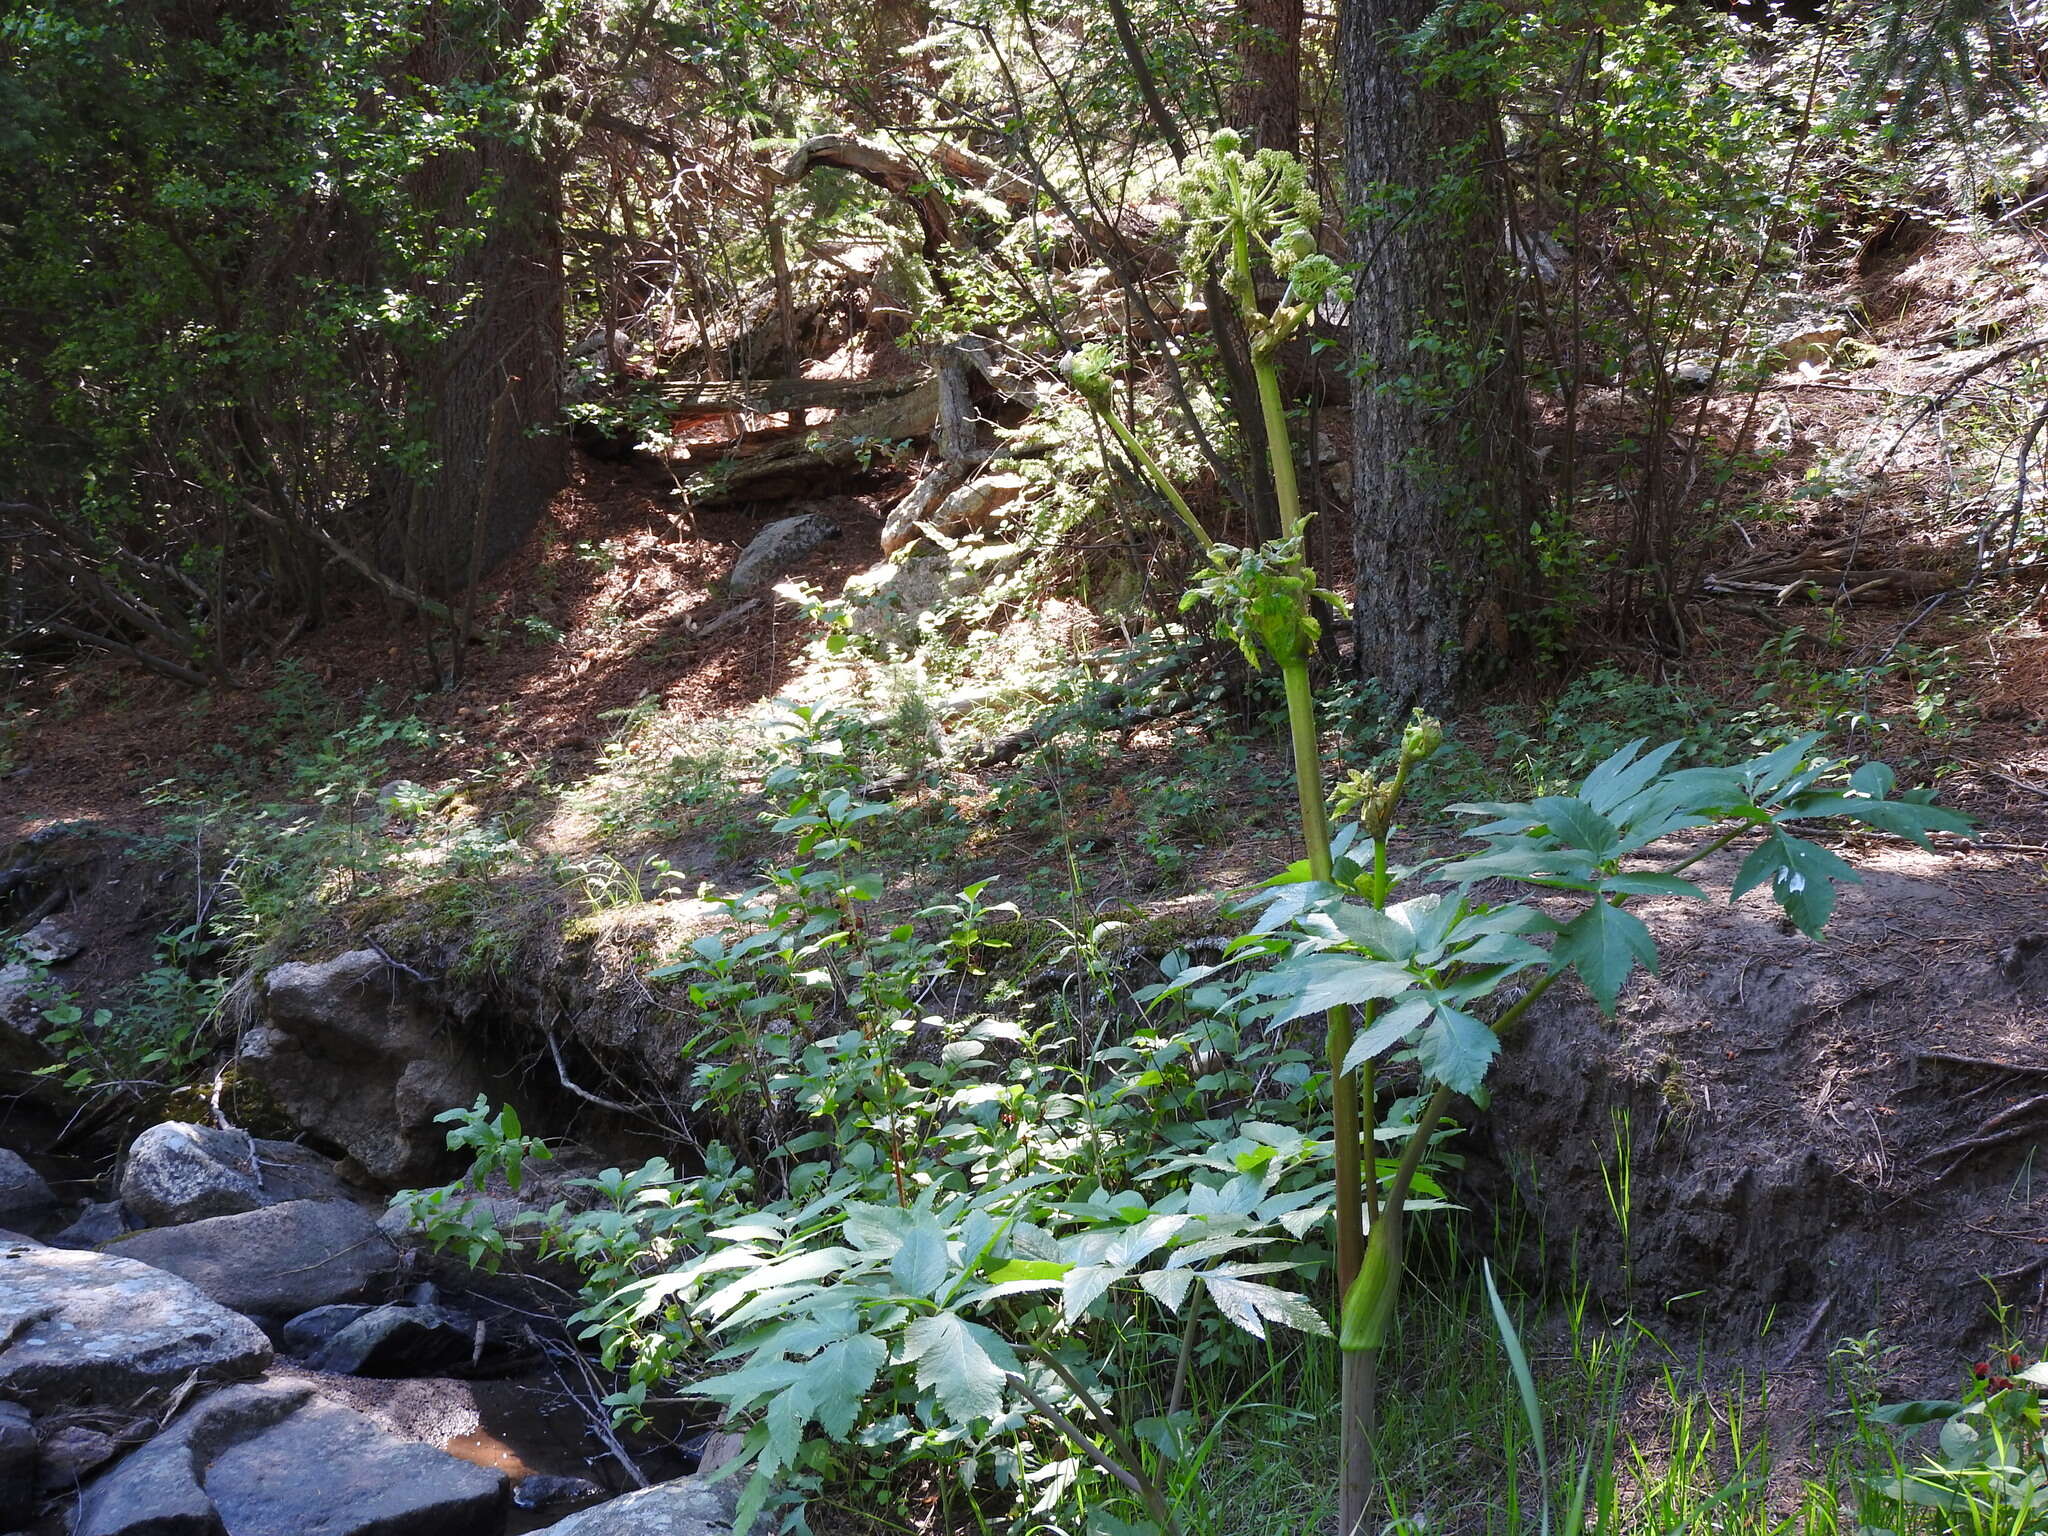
[1702,535,1966,604]
[654,373,932,417]
[688,377,943,504]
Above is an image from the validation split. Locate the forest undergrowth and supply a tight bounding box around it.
[8,0,2048,1532]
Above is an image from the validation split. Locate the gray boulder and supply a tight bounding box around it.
[727,514,840,595]
[17,916,84,964]
[0,1149,55,1232]
[537,1474,753,1536]
[52,1199,136,1248]
[515,1472,607,1511]
[74,1379,507,1536]
[250,951,493,1183]
[281,1303,377,1356]
[120,1123,363,1229]
[120,1121,265,1226]
[111,1200,397,1317]
[0,1400,31,1527]
[304,1302,476,1377]
[0,1239,271,1413]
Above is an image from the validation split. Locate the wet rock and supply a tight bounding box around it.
[120,1121,265,1226]
[36,1423,119,1492]
[51,1199,135,1248]
[0,1149,55,1232]
[727,513,840,595]
[515,1472,607,1511]
[0,1239,271,1413]
[0,1401,32,1527]
[111,1199,397,1318]
[251,950,493,1183]
[305,1301,477,1377]
[537,1474,755,1535]
[74,1379,508,1536]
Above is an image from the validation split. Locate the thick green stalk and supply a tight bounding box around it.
[1253,357,1303,537]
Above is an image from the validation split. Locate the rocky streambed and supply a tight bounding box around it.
[0,1120,736,1536]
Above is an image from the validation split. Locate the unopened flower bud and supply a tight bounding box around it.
[1401,712,1443,766]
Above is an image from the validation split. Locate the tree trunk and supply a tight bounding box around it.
[1228,0,1303,151]
[403,2,566,592]
[1343,0,1527,710]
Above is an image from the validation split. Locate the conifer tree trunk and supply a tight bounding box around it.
[1229,0,1303,151]
[403,1,566,592]
[1342,0,1527,709]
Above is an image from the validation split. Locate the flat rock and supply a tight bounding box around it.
[282,1303,377,1356]
[119,1125,359,1229]
[727,513,840,595]
[0,1149,55,1232]
[36,1423,120,1492]
[0,1239,271,1413]
[111,1199,397,1317]
[75,1379,508,1536]
[537,1475,751,1536]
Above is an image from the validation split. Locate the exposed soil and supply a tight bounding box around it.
[1469,830,2048,1399]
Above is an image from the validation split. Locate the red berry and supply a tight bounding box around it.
[1974,1361,1991,1378]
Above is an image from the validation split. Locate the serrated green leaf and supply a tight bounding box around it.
[1255,953,1416,1024]
[1597,871,1708,900]
[1552,900,1657,1014]
[1731,829,1858,936]
[892,1218,950,1299]
[1062,1263,1128,1320]
[1533,796,1620,859]
[1440,844,1600,887]
[809,1333,886,1440]
[1138,1267,1197,1312]
[1580,738,1680,815]
[1413,1004,1500,1095]
[1338,996,1431,1075]
[1202,1274,1332,1339]
[902,1313,1007,1423]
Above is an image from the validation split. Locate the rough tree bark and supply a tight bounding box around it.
[1343,0,1528,710]
[402,1,567,592]
[1228,0,1303,151]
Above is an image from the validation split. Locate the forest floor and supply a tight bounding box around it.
[5,223,2048,1532]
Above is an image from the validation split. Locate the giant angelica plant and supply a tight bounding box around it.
[1075,130,1974,1535]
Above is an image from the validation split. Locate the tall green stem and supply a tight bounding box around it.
[1254,357,1302,537]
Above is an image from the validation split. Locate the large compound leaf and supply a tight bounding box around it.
[1552,900,1658,1014]
[1413,1004,1501,1096]
[902,1313,1008,1424]
[807,1333,885,1442]
[1202,1273,1332,1339]
[1731,828,1859,936]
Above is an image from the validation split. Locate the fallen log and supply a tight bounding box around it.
[654,372,932,417]
[687,377,943,504]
